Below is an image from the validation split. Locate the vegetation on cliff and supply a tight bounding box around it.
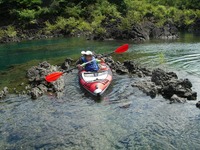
[0,0,199,40]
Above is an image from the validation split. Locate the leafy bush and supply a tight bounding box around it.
[5,26,17,37]
[16,9,37,21]
[0,26,17,39]
[1,0,200,37]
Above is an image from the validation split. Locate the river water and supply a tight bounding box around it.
[0,34,200,150]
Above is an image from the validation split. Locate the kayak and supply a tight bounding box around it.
[79,63,112,96]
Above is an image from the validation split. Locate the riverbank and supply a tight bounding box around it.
[0,21,180,44]
[1,0,200,44]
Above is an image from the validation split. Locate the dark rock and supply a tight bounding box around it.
[151,68,178,86]
[61,61,70,70]
[30,87,43,99]
[150,68,197,100]
[0,87,9,99]
[196,101,200,108]
[186,91,197,100]
[27,61,65,99]
[37,84,48,93]
[104,57,128,74]
[61,58,73,70]
[123,60,152,77]
[3,87,9,95]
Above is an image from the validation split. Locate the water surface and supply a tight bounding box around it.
[0,34,200,149]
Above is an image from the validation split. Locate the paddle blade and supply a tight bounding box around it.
[45,72,64,82]
[115,44,129,54]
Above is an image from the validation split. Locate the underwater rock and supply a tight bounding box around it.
[132,80,158,99]
[119,101,132,108]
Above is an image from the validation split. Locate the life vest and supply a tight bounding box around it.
[81,56,99,72]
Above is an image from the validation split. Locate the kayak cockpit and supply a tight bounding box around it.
[82,71,108,82]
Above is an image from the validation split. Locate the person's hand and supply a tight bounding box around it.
[77,64,83,70]
[100,58,105,63]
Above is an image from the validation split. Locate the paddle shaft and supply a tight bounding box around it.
[63,59,96,74]
[45,44,129,82]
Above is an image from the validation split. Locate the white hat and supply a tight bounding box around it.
[85,51,93,55]
[81,50,93,55]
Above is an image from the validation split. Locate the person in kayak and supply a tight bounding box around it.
[77,51,104,72]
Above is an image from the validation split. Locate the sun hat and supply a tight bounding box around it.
[85,51,93,55]
[81,50,93,55]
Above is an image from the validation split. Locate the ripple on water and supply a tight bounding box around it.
[1,40,200,149]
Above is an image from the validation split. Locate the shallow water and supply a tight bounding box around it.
[0,34,200,149]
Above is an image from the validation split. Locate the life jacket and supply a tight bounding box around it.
[81,56,99,72]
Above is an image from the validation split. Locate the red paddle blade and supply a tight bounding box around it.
[115,44,129,54]
[45,72,64,82]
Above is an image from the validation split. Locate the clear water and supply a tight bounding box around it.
[0,34,200,150]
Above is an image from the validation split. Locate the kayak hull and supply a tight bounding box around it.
[79,63,112,96]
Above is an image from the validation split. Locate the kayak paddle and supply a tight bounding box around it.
[45,44,129,82]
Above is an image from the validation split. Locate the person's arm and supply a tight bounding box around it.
[76,58,83,65]
[76,58,84,70]
[96,58,104,63]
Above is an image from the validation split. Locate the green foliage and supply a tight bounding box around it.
[4,26,17,38]
[0,0,200,35]
[0,26,17,39]
[45,17,93,34]
[16,9,38,21]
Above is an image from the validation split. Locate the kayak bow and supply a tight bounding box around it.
[79,62,112,96]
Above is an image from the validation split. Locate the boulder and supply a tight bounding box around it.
[196,101,200,109]
[30,87,43,100]
[124,60,152,77]
[27,61,65,99]
[150,69,197,100]
[0,87,9,99]
[104,57,129,74]
[61,58,73,70]
[151,68,178,86]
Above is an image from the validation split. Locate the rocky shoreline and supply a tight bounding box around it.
[2,19,200,44]
[0,55,199,108]
[0,21,179,44]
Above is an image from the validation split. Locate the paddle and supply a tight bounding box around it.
[45,44,129,82]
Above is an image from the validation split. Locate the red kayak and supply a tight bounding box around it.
[79,63,112,96]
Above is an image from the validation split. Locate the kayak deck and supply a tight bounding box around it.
[79,63,112,96]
